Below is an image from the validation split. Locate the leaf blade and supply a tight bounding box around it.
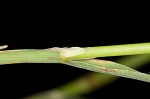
[64,59,150,83]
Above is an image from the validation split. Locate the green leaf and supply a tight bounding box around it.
[64,59,150,83]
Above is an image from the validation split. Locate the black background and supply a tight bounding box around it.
[0,5,150,99]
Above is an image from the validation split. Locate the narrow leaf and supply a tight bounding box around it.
[64,59,150,83]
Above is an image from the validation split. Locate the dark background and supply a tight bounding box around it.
[0,5,150,99]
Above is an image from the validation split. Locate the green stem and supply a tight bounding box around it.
[1,43,150,65]
[0,49,62,65]
[68,42,150,60]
